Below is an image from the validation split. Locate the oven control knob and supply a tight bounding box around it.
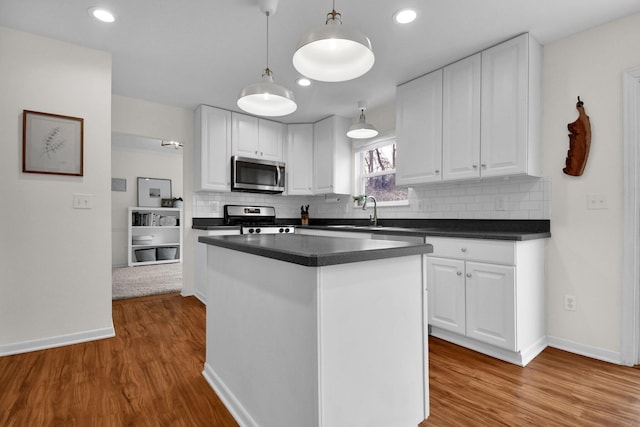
[284,228,290,233]
[248,228,255,234]
[255,228,261,233]
[279,228,284,233]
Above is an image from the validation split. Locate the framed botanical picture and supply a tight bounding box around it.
[137,177,172,207]
[23,110,84,176]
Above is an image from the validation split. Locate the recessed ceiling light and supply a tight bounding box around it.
[88,7,116,23]
[296,77,311,87]
[393,9,417,24]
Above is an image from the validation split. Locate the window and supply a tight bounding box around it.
[354,134,408,206]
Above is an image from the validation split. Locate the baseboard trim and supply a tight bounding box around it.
[0,325,115,357]
[202,363,258,427]
[547,335,622,365]
[430,328,547,366]
[194,289,207,305]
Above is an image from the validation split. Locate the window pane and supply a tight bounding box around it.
[362,144,396,174]
[364,174,408,202]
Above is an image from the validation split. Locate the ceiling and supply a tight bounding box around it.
[2,0,640,124]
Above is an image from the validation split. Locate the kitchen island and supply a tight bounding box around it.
[198,234,433,427]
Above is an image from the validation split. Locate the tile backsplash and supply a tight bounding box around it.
[193,176,550,221]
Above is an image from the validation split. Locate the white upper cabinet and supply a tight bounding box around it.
[194,105,231,192]
[285,124,314,195]
[231,112,284,162]
[480,33,542,178]
[396,69,443,185]
[396,33,542,185]
[313,115,351,195]
[442,53,481,181]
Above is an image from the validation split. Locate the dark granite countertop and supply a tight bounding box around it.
[198,234,433,267]
[193,218,551,241]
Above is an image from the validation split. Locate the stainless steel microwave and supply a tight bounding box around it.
[231,156,285,194]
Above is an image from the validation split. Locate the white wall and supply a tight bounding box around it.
[542,12,640,360]
[111,145,183,267]
[0,27,114,355]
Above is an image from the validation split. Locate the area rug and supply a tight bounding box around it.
[112,263,182,300]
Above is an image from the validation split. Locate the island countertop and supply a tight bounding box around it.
[198,234,433,267]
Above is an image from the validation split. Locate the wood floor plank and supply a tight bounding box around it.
[3,294,640,426]
[0,293,239,427]
[423,337,640,426]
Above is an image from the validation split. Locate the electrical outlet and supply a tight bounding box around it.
[73,193,93,209]
[564,295,576,311]
[495,195,507,211]
[587,194,607,210]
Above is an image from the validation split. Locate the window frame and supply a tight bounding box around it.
[352,132,409,207]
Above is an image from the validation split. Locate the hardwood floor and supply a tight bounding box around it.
[424,337,640,426]
[2,293,640,426]
[0,293,238,427]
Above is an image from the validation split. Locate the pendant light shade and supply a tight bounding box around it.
[293,5,374,82]
[237,0,297,117]
[237,69,297,117]
[347,106,378,139]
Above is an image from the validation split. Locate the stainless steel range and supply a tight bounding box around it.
[224,205,295,235]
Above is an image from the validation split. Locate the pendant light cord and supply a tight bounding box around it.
[264,12,271,75]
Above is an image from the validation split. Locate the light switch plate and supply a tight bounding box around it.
[73,193,93,209]
[587,194,607,210]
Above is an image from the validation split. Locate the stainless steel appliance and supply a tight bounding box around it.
[224,205,295,234]
[231,156,285,194]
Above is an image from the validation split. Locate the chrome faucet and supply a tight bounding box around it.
[362,195,378,226]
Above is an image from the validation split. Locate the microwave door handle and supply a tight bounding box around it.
[277,166,282,186]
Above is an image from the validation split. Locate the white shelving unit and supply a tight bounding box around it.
[128,207,182,267]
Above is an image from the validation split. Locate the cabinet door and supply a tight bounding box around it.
[465,261,516,350]
[442,54,481,181]
[481,34,528,177]
[231,112,260,158]
[286,124,314,195]
[194,105,231,192]
[396,70,443,185]
[313,116,351,194]
[258,119,284,161]
[427,257,466,335]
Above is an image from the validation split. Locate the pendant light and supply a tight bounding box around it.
[347,104,378,139]
[237,0,297,117]
[293,0,374,82]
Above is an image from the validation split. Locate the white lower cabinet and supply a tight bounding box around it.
[427,237,546,366]
[193,228,241,303]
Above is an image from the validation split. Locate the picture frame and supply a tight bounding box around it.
[23,110,84,176]
[161,198,174,208]
[137,177,172,207]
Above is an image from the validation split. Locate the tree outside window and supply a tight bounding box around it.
[355,137,408,204]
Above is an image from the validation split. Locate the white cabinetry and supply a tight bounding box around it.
[232,112,284,162]
[194,105,231,192]
[396,33,541,185]
[396,70,443,185]
[128,207,182,267]
[313,115,352,194]
[285,124,314,195]
[442,53,481,181]
[480,33,541,178]
[427,236,546,366]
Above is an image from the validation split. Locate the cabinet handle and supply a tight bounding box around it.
[481,163,487,168]
[260,151,263,156]
[466,273,472,278]
[461,248,467,253]
[472,164,477,169]
[255,150,258,155]
[456,271,462,276]
[435,170,440,174]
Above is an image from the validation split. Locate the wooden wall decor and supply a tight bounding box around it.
[563,96,591,176]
